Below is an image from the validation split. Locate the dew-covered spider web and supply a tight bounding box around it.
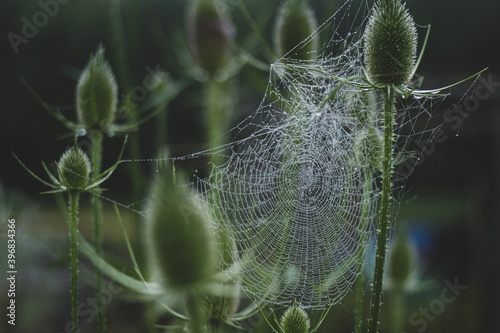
[115,0,480,310]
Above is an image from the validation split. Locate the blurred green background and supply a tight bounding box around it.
[0,0,499,332]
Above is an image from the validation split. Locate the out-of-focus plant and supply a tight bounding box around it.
[14,143,124,333]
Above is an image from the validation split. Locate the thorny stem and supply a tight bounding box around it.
[69,191,80,333]
[91,130,106,332]
[369,87,395,333]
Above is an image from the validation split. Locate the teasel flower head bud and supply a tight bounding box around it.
[76,45,118,130]
[280,302,310,333]
[364,0,417,86]
[58,147,91,190]
[388,222,415,286]
[274,0,318,60]
[146,172,216,292]
[188,0,234,73]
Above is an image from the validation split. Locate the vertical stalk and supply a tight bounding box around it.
[206,78,230,169]
[368,87,395,333]
[391,285,405,333]
[106,0,132,91]
[91,130,105,332]
[69,191,80,333]
[107,0,144,202]
[156,105,168,149]
[185,293,206,333]
[354,171,374,333]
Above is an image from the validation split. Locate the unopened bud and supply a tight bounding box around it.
[274,0,318,60]
[388,223,415,285]
[76,46,118,130]
[364,0,417,86]
[280,302,310,333]
[146,173,216,291]
[58,147,91,189]
[188,0,234,72]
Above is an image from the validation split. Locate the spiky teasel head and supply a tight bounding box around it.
[146,172,216,292]
[274,0,318,60]
[188,0,234,73]
[58,147,91,190]
[364,0,417,86]
[280,302,310,333]
[76,45,118,130]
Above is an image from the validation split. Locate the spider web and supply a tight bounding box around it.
[117,0,476,310]
[187,1,449,309]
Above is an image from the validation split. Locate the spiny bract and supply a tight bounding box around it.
[364,0,417,86]
[58,146,91,189]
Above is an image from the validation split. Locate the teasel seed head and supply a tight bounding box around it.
[188,0,234,73]
[274,0,318,60]
[146,173,216,291]
[364,0,417,86]
[76,46,118,130]
[280,302,310,333]
[58,147,91,190]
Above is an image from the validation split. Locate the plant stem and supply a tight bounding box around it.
[368,87,395,333]
[354,171,374,333]
[107,0,144,203]
[69,191,80,333]
[391,285,405,333]
[106,0,132,91]
[185,293,206,333]
[156,104,168,150]
[206,78,231,170]
[91,130,106,332]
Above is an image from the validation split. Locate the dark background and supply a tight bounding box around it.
[0,0,499,332]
